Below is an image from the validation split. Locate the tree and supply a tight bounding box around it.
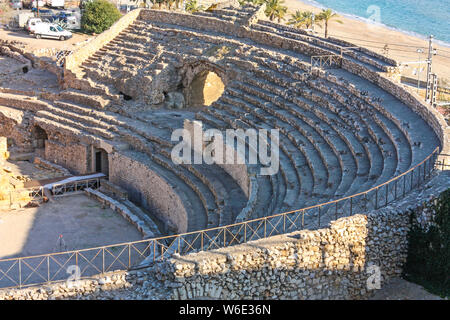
[81,0,121,34]
[239,0,265,5]
[264,0,287,22]
[316,8,342,38]
[185,0,204,13]
[287,10,314,29]
[165,0,176,10]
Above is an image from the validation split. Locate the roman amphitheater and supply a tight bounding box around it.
[0,3,449,300]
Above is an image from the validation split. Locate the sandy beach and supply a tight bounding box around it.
[268,0,450,85]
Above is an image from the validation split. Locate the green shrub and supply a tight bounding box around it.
[81,0,122,34]
[403,188,450,297]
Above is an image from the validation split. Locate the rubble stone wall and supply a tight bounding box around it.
[44,139,89,175]
[0,109,31,149]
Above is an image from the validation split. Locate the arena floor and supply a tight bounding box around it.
[0,193,142,260]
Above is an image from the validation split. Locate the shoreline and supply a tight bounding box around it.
[274,0,450,82]
[300,0,450,47]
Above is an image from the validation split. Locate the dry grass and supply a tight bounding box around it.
[0,2,14,25]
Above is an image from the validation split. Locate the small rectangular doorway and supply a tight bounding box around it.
[95,151,102,173]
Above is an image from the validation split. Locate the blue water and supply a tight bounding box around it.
[304,0,450,45]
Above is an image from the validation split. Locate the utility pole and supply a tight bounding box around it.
[431,73,438,107]
[425,35,434,103]
[311,13,315,33]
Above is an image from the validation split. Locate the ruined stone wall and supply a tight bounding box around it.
[138,10,331,58]
[64,9,142,76]
[0,108,32,149]
[44,139,89,175]
[109,152,188,233]
[183,119,250,198]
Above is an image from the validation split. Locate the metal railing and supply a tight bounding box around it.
[51,177,101,195]
[310,54,342,72]
[3,177,102,209]
[0,147,447,289]
[5,187,45,208]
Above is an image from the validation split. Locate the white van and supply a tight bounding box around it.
[48,0,64,8]
[34,23,72,41]
[31,0,45,8]
[25,17,43,33]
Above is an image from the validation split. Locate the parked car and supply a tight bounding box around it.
[47,0,65,8]
[10,0,23,10]
[34,23,72,40]
[61,15,80,29]
[35,8,54,18]
[119,4,138,13]
[31,7,52,14]
[31,0,45,8]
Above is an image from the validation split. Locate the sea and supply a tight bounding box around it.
[302,0,450,46]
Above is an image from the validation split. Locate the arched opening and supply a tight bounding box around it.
[32,126,48,151]
[187,70,225,108]
[93,147,109,176]
[120,91,132,101]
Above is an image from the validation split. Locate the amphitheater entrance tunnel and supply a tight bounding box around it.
[186,70,225,108]
[92,147,109,176]
[31,125,48,156]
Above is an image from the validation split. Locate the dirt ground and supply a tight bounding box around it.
[369,277,445,300]
[0,55,60,94]
[3,158,67,182]
[0,27,91,53]
[0,193,143,259]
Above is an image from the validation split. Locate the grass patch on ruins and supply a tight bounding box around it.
[205,45,235,59]
[403,189,450,298]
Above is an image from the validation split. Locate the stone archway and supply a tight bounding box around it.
[182,61,227,108]
[32,125,48,150]
[188,70,225,107]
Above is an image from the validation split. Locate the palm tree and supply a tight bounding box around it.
[155,0,164,9]
[287,10,314,29]
[316,8,343,38]
[275,5,287,23]
[165,0,176,10]
[185,0,204,13]
[264,0,287,22]
[239,0,265,5]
